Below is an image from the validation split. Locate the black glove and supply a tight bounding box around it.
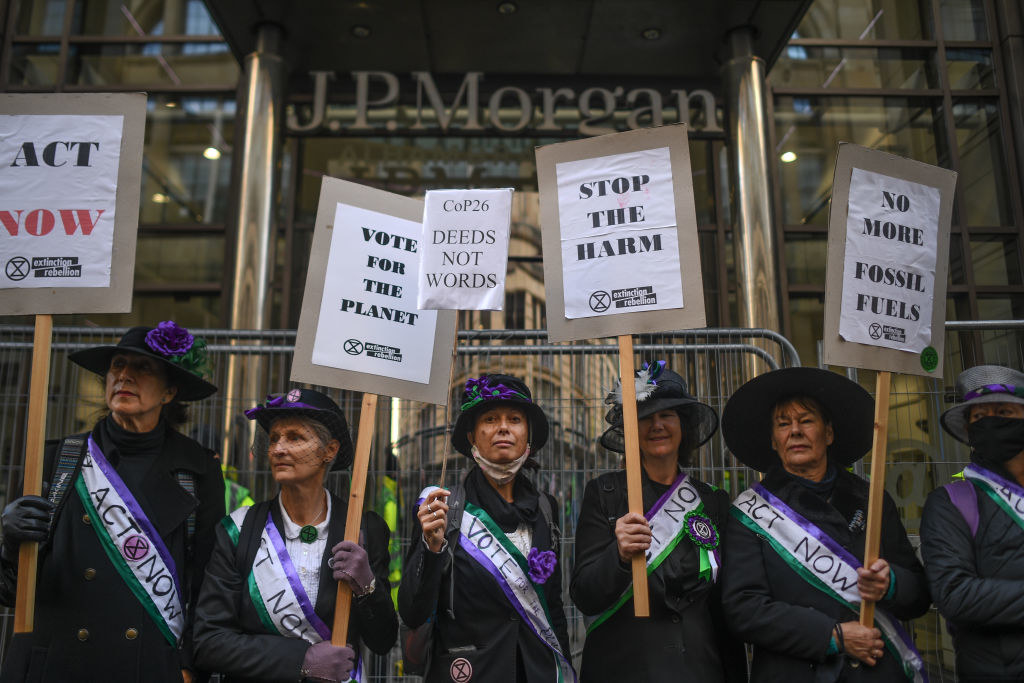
[2,495,54,549]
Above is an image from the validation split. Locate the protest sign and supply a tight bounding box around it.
[822,143,956,628]
[537,125,704,342]
[823,143,957,377]
[536,125,705,617]
[0,94,145,634]
[417,188,512,311]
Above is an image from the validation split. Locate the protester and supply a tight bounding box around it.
[0,322,224,683]
[720,367,930,682]
[398,374,573,682]
[193,388,397,682]
[571,361,743,682]
[921,365,1024,681]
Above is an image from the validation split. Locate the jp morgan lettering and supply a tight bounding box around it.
[287,71,722,136]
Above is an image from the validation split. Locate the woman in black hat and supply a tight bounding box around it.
[0,321,224,683]
[921,365,1024,681]
[398,374,574,682]
[571,361,744,682]
[192,388,397,682]
[719,367,930,682]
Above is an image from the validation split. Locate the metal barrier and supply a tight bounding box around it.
[0,321,1017,681]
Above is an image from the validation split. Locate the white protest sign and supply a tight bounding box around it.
[823,143,957,377]
[839,168,939,352]
[0,94,145,315]
[292,177,456,405]
[554,147,683,319]
[313,202,437,383]
[417,188,512,310]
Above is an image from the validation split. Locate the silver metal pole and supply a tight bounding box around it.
[722,27,781,374]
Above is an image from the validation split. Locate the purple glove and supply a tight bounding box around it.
[301,641,355,682]
[330,540,375,596]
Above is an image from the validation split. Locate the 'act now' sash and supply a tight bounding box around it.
[589,472,720,633]
[963,464,1024,532]
[76,436,185,645]
[732,484,926,683]
[459,502,576,683]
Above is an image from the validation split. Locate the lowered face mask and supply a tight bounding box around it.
[967,415,1024,463]
[471,444,531,485]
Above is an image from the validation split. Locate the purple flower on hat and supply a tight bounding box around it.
[527,547,557,584]
[964,383,1024,401]
[145,321,194,357]
[461,376,530,411]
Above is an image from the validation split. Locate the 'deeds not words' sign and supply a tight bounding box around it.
[556,146,683,319]
[839,168,940,353]
[0,114,123,288]
[417,188,512,311]
[311,200,438,384]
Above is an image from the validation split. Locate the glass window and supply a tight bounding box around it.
[15,0,66,35]
[784,233,828,285]
[939,0,988,42]
[786,294,826,367]
[775,96,946,226]
[948,233,966,285]
[794,0,929,41]
[691,140,715,225]
[141,95,235,225]
[135,233,225,283]
[82,293,221,328]
[970,235,1022,286]
[73,0,221,36]
[773,46,937,90]
[699,231,720,326]
[67,42,237,87]
[946,49,995,90]
[952,99,1012,226]
[8,43,61,86]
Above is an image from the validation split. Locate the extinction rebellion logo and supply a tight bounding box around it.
[343,338,403,362]
[613,285,657,309]
[868,322,906,343]
[4,255,82,281]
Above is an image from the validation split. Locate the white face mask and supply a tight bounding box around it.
[471,444,531,485]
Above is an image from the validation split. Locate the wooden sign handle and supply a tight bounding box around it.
[438,316,460,489]
[331,392,378,646]
[15,314,53,634]
[859,370,891,627]
[617,335,649,617]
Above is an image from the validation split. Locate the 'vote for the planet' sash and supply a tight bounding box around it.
[732,484,926,683]
[458,502,577,683]
[75,436,185,645]
[963,463,1024,531]
[588,472,721,633]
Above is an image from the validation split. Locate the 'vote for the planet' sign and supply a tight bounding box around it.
[555,146,683,319]
[417,188,512,311]
[839,168,940,353]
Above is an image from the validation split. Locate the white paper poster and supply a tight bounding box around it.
[312,202,438,383]
[417,188,512,310]
[0,114,123,288]
[555,147,683,319]
[839,167,940,352]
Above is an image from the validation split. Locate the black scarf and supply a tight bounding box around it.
[781,462,838,500]
[94,415,166,487]
[463,466,552,551]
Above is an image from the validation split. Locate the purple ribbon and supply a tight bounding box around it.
[263,511,332,642]
[460,377,531,411]
[244,394,322,419]
[963,383,1024,401]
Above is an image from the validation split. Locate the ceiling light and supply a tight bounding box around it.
[497,2,518,14]
[780,151,797,163]
[351,25,371,38]
[642,28,661,41]
[203,146,221,160]
[152,193,169,203]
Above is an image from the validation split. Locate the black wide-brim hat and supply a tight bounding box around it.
[245,388,355,470]
[600,363,718,453]
[69,323,217,402]
[452,374,549,457]
[940,364,1024,444]
[721,366,874,472]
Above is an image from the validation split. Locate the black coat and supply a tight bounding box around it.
[921,472,1024,681]
[192,493,397,683]
[0,423,224,683]
[398,484,571,683]
[721,467,931,682]
[570,469,745,683]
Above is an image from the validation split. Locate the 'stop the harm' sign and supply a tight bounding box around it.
[823,143,958,377]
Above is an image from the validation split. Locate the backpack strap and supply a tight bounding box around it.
[46,436,87,513]
[944,480,980,538]
[442,480,467,621]
[233,500,272,571]
[537,492,561,551]
[175,470,197,547]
